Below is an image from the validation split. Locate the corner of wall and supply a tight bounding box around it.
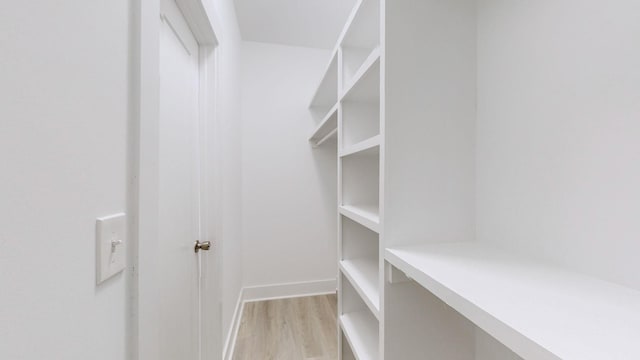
[222,287,245,360]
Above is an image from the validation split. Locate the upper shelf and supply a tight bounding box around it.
[309,50,338,110]
[385,242,640,360]
[342,47,380,100]
[340,0,380,88]
[309,104,338,147]
[340,0,380,51]
[341,53,380,104]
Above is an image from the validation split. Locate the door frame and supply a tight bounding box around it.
[130,0,221,359]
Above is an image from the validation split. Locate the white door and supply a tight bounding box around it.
[158,0,205,358]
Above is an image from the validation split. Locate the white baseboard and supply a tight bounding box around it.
[223,288,245,360]
[243,278,337,303]
[222,278,337,360]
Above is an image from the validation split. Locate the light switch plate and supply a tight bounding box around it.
[96,213,126,284]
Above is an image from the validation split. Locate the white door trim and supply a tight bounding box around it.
[130,1,219,359]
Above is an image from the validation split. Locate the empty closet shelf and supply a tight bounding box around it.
[340,259,380,317]
[340,311,379,360]
[385,242,640,360]
[339,205,380,233]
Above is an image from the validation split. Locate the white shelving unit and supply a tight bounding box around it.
[337,1,381,358]
[307,0,639,359]
[307,2,381,356]
[302,0,391,358]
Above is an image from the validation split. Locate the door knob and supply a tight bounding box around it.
[194,240,212,253]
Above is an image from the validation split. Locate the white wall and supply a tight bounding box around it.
[476,0,640,290]
[0,1,244,358]
[240,41,337,293]
[0,1,130,359]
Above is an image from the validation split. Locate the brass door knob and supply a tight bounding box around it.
[194,240,212,253]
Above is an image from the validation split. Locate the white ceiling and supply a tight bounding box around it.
[234,0,357,49]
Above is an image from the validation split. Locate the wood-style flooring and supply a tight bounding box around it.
[232,294,338,360]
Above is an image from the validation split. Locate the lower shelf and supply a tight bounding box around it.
[340,311,379,360]
[340,259,380,318]
[385,242,640,360]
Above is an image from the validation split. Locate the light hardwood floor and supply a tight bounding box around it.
[232,294,338,360]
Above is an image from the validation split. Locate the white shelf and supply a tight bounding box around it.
[309,104,338,147]
[340,135,380,158]
[339,205,380,233]
[341,47,380,100]
[341,49,380,103]
[309,50,338,109]
[340,311,379,360]
[385,242,640,360]
[340,259,380,318]
[340,0,380,54]
[333,0,364,49]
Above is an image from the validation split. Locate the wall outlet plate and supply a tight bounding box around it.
[96,213,127,284]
